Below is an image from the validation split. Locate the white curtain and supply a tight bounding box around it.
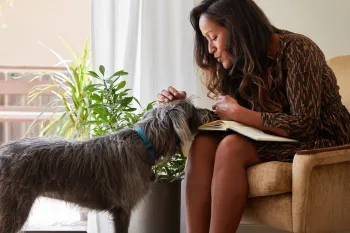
[89,0,198,232]
[91,0,198,108]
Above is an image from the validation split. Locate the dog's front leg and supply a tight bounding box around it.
[111,207,131,233]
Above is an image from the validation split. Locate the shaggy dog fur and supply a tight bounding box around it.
[0,98,217,233]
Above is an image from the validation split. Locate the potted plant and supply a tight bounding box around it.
[128,150,186,233]
[27,42,187,233]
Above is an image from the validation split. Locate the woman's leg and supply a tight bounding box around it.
[210,135,261,233]
[185,133,222,233]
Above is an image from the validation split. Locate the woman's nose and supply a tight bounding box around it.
[208,41,215,54]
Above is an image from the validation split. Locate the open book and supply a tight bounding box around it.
[199,120,297,142]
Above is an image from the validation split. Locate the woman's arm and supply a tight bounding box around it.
[258,38,324,140]
[234,107,289,137]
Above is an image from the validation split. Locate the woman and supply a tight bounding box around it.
[157,0,350,232]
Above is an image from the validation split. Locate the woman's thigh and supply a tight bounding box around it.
[215,134,262,168]
[189,132,226,161]
[189,132,261,167]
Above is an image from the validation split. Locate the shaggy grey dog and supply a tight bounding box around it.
[0,98,217,233]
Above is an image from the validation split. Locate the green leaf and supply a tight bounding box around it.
[124,108,137,112]
[110,70,128,78]
[88,71,100,79]
[106,79,114,84]
[120,91,128,97]
[83,84,104,92]
[121,97,133,106]
[90,94,102,102]
[115,80,126,91]
[133,97,142,108]
[121,88,132,93]
[89,103,105,109]
[96,113,108,122]
[146,101,156,110]
[99,65,105,76]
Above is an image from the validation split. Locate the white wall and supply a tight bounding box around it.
[195,0,350,109]
[0,0,90,66]
[255,0,350,60]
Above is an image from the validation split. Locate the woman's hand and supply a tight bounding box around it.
[212,95,242,121]
[157,86,187,103]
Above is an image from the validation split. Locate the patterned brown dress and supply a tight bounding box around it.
[253,30,350,162]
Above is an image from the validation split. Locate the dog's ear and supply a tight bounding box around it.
[169,108,191,145]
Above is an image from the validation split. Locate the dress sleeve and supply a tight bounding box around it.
[261,37,325,140]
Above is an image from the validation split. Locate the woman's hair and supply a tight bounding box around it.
[190,0,281,111]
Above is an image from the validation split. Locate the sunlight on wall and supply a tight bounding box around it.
[0,0,90,66]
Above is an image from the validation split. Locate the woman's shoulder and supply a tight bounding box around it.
[279,30,310,41]
[279,30,322,51]
[278,29,325,63]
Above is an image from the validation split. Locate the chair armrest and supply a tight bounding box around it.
[292,145,350,232]
[293,144,350,169]
[296,144,350,156]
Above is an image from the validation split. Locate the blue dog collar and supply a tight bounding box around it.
[135,127,155,165]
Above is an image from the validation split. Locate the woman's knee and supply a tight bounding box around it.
[189,133,222,161]
[215,134,261,167]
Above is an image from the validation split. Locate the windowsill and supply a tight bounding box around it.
[22,197,86,232]
[22,222,87,231]
[0,111,61,122]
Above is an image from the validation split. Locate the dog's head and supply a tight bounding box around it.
[164,98,218,143]
[136,97,218,158]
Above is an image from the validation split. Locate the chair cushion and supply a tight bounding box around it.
[247,161,292,197]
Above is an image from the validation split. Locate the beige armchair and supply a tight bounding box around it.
[242,55,350,233]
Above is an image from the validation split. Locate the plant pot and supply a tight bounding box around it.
[128,179,182,233]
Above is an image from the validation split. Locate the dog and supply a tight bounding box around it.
[0,98,217,233]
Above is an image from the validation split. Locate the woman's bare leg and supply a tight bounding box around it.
[185,133,222,233]
[210,135,261,233]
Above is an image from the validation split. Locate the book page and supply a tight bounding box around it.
[223,121,297,142]
[199,120,297,142]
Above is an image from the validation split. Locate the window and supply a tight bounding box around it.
[0,0,90,230]
[0,67,87,231]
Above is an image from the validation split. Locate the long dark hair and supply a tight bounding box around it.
[190,0,281,111]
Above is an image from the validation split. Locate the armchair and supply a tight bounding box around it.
[242,55,350,233]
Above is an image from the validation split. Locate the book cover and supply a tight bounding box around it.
[198,120,297,142]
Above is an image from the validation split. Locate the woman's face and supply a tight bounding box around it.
[199,14,233,69]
